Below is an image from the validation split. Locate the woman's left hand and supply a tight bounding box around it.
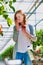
[31,37,37,42]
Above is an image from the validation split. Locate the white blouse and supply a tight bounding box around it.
[17,25,33,53]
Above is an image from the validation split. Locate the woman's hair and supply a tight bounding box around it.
[14,10,26,24]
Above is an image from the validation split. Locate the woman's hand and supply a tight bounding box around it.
[31,37,37,42]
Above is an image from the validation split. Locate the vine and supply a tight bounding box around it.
[0,0,16,35]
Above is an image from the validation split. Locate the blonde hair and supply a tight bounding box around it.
[14,10,26,24]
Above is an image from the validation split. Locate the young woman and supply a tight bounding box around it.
[1,10,37,65]
[13,10,37,65]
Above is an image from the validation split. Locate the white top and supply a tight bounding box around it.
[17,26,33,53]
[0,24,35,53]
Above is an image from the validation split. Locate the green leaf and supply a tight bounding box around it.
[0,5,4,15]
[0,0,3,2]
[9,1,12,5]
[3,14,8,19]
[0,5,4,11]
[5,2,8,4]
[3,11,7,14]
[13,0,16,2]
[7,18,12,26]
[0,11,3,15]
[9,5,15,12]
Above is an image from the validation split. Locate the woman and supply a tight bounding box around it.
[1,10,37,65]
[13,10,37,65]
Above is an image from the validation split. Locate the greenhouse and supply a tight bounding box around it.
[0,0,43,65]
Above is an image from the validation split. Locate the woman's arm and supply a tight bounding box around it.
[22,28,32,39]
[22,26,37,42]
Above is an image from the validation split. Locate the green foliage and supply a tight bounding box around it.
[0,5,4,15]
[13,0,16,2]
[0,0,3,2]
[7,17,12,26]
[9,1,13,5]
[33,30,43,50]
[9,5,15,12]
[40,46,43,54]
[0,0,16,2]
[0,0,16,27]
[0,45,14,60]
[3,11,8,19]
[3,14,8,19]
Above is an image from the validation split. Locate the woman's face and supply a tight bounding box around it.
[15,13,24,23]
